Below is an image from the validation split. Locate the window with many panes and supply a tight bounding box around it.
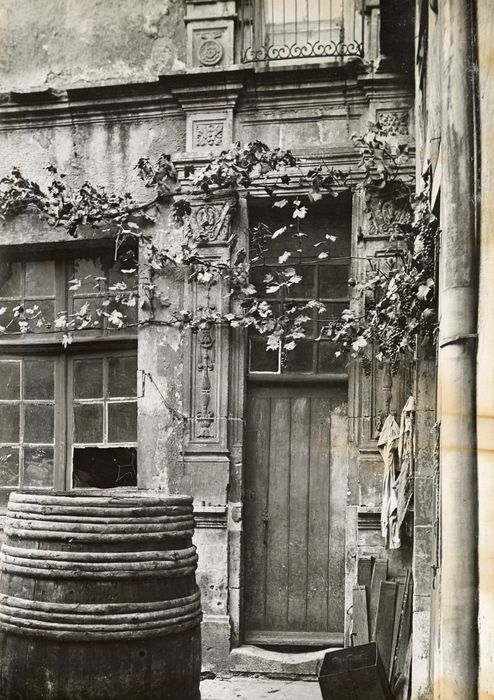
[0,245,137,504]
[248,193,351,376]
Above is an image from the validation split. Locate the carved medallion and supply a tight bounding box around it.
[198,37,223,66]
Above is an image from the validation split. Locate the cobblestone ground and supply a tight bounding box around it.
[200,676,321,699]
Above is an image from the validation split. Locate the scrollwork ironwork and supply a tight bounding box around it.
[241,39,363,63]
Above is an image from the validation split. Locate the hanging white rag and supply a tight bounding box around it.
[377,414,401,548]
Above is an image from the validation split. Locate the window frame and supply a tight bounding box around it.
[67,350,138,489]
[0,242,138,498]
[247,193,352,382]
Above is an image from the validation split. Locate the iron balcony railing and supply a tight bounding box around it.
[238,0,365,63]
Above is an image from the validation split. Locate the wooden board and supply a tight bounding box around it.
[264,396,291,629]
[390,576,407,682]
[352,585,370,646]
[374,581,398,678]
[306,394,331,631]
[245,630,343,647]
[287,397,311,630]
[394,574,413,680]
[358,557,374,587]
[369,559,388,639]
[243,393,271,629]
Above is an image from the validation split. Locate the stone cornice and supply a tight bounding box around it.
[0,81,180,131]
[0,63,413,131]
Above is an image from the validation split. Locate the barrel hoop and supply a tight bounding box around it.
[8,503,192,518]
[0,588,200,614]
[2,544,196,564]
[9,493,193,508]
[2,546,197,574]
[0,615,201,641]
[0,585,201,619]
[9,511,192,525]
[5,518,194,534]
[3,526,194,542]
[1,560,197,579]
[0,590,202,641]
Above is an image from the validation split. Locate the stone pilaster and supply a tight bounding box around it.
[172,80,242,153]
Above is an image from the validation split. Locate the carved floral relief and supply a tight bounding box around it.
[193,121,224,149]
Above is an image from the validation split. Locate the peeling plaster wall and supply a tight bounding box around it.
[0,0,186,92]
[0,117,185,193]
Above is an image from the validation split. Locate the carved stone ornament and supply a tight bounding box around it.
[366,182,412,237]
[190,198,236,242]
[198,33,224,66]
[376,110,409,135]
[196,321,216,438]
[194,121,224,149]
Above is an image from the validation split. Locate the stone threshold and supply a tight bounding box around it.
[229,644,339,679]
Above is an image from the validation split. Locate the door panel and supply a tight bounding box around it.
[244,384,347,643]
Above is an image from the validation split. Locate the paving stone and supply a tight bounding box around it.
[200,677,321,700]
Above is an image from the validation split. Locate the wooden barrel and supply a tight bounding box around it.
[0,490,202,700]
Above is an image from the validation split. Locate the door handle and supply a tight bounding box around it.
[261,509,269,546]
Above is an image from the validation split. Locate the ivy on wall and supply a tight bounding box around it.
[0,124,438,365]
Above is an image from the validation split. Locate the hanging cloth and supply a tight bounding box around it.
[378,397,416,549]
[377,414,401,549]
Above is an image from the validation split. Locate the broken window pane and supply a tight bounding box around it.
[24,404,54,444]
[23,446,54,487]
[24,359,55,400]
[0,361,21,400]
[0,447,19,487]
[73,446,137,488]
[0,405,20,443]
[107,402,137,443]
[74,359,104,399]
[25,261,56,297]
[108,356,137,398]
[74,403,103,443]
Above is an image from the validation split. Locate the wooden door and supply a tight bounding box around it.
[243,382,348,646]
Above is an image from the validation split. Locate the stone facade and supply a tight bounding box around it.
[0,0,420,677]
